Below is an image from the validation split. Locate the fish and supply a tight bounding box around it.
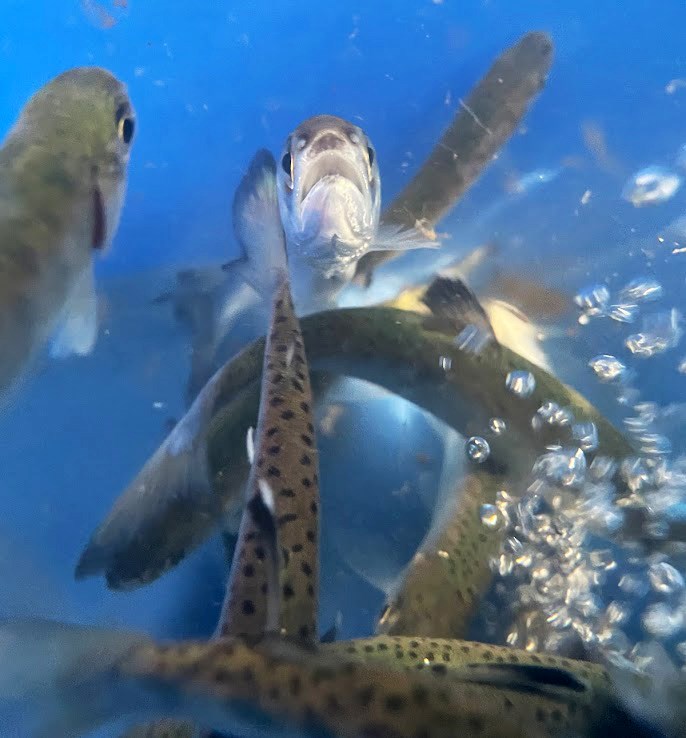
[75,271,640,591]
[352,31,554,289]
[0,66,134,398]
[162,32,554,404]
[214,149,320,645]
[0,618,658,737]
[622,166,682,207]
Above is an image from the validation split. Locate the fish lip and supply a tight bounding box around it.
[297,150,367,206]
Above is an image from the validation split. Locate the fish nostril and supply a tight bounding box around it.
[310,133,346,156]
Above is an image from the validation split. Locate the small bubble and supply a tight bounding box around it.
[506,370,536,398]
[532,402,574,430]
[638,433,672,456]
[438,356,452,371]
[642,603,684,639]
[648,562,685,594]
[619,573,649,597]
[605,601,629,626]
[625,309,683,358]
[589,354,627,382]
[620,278,664,304]
[589,455,617,481]
[679,357,686,374]
[589,549,617,571]
[572,421,599,452]
[608,303,640,323]
[574,284,610,317]
[479,504,501,530]
[533,447,587,488]
[466,436,490,463]
[489,417,507,435]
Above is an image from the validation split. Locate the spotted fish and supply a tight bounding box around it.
[215,149,320,644]
[0,67,134,399]
[0,618,658,737]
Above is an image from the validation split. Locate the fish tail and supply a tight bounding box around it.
[0,617,153,737]
[75,368,225,590]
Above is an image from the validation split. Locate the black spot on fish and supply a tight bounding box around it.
[377,642,388,651]
[301,434,312,446]
[307,422,315,433]
[291,543,303,553]
[271,372,284,384]
[431,664,447,675]
[302,477,312,488]
[268,445,281,456]
[300,454,312,466]
[309,501,317,514]
[270,396,284,407]
[283,583,295,599]
[278,513,298,527]
[384,694,407,713]
[289,675,302,696]
[254,546,265,560]
[291,379,304,393]
[300,401,310,413]
[267,427,278,437]
[243,564,255,578]
[281,410,295,420]
[242,600,255,615]
[307,584,314,596]
[275,315,287,323]
[276,344,288,353]
[301,562,313,576]
[279,488,295,498]
[364,644,374,653]
[267,466,281,477]
[306,530,315,542]
[356,685,375,707]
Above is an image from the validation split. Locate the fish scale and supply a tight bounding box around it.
[218,244,319,644]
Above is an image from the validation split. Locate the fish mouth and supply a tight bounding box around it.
[298,151,367,205]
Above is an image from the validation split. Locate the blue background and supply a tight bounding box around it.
[1,2,686,733]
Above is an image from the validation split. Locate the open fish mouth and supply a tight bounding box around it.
[298,151,367,205]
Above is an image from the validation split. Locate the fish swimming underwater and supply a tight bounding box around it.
[0,66,134,398]
[161,31,554,404]
[214,148,321,645]
[0,617,662,737]
[75,271,638,592]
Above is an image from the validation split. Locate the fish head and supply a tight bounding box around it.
[276,114,381,274]
[18,67,136,251]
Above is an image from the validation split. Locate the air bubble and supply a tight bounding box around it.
[506,370,536,398]
[466,436,490,463]
[648,561,685,594]
[479,504,502,530]
[589,354,627,382]
[642,603,684,639]
[489,417,507,435]
[573,421,599,452]
[620,278,663,304]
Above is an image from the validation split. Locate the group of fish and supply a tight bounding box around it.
[0,31,684,738]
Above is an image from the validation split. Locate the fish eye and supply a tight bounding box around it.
[281,152,292,176]
[367,146,375,167]
[115,104,135,145]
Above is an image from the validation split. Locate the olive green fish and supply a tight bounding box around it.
[75,270,638,591]
[352,31,553,288]
[0,67,134,397]
[0,618,656,737]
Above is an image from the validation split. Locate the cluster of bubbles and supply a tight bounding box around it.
[478,349,686,672]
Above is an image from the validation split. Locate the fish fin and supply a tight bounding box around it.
[49,265,98,359]
[460,662,589,694]
[232,149,288,294]
[249,478,281,633]
[482,298,552,371]
[0,617,151,737]
[75,368,226,589]
[370,222,440,253]
[421,276,496,352]
[320,611,343,643]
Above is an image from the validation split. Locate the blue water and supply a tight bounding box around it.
[2,1,686,734]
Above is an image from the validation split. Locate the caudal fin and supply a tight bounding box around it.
[0,618,150,737]
[75,367,227,590]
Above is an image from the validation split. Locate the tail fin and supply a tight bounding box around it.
[0,618,150,737]
[75,365,227,590]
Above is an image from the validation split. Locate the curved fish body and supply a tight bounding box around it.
[0,67,134,398]
[75,276,636,592]
[0,619,655,738]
